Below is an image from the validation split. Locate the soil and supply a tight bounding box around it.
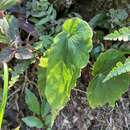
[54,81,130,130]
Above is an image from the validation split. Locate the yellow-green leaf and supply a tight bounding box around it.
[42,18,93,125]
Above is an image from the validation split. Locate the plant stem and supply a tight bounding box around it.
[0,63,8,128]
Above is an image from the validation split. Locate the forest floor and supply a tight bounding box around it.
[54,80,130,130]
[2,0,130,130]
[54,1,130,130]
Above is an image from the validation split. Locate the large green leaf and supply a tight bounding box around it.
[88,73,130,108]
[38,18,93,125]
[88,49,130,108]
[92,49,125,76]
[0,0,16,10]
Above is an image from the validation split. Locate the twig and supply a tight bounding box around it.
[72,88,87,94]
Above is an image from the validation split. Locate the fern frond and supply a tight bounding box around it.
[104,26,130,41]
[0,0,16,10]
[103,58,130,82]
[26,0,56,35]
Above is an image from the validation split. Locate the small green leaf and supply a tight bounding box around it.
[41,101,50,117]
[22,116,43,128]
[0,17,10,43]
[45,115,52,126]
[0,16,19,43]
[0,48,13,63]
[25,88,40,115]
[6,15,19,41]
[15,47,33,60]
[89,12,107,28]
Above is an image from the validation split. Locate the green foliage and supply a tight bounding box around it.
[117,43,130,55]
[108,9,128,28]
[88,73,130,108]
[38,17,93,125]
[23,88,42,128]
[9,60,31,87]
[0,47,33,63]
[22,116,43,128]
[25,88,40,115]
[5,15,19,41]
[92,49,125,76]
[88,49,130,108]
[38,57,48,97]
[26,0,56,35]
[0,48,14,62]
[33,35,53,54]
[41,101,50,117]
[104,26,130,41]
[23,88,52,129]
[0,63,9,128]
[0,0,16,10]
[0,1,130,129]
[0,15,19,44]
[0,17,11,44]
[104,58,130,82]
[89,12,107,28]
[89,9,128,29]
